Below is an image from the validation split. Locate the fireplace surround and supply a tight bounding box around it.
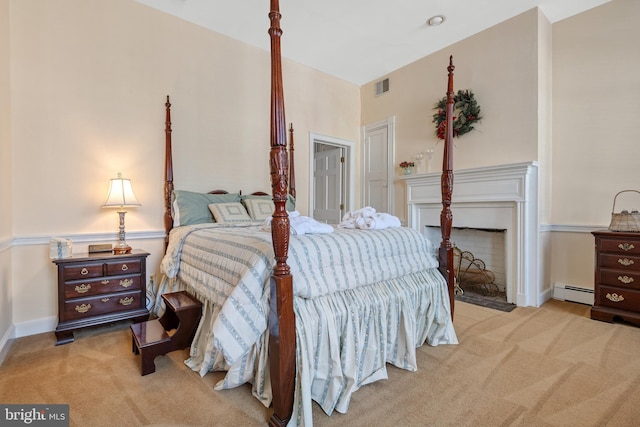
[401,161,540,307]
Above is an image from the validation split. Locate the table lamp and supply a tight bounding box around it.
[102,172,141,254]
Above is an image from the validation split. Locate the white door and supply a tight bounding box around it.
[313,145,344,224]
[362,118,394,214]
[309,133,355,224]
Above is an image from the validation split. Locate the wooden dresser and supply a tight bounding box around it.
[591,231,640,326]
[52,249,150,345]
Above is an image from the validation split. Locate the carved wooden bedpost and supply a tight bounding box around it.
[439,56,456,318]
[268,1,295,426]
[164,95,174,253]
[289,123,296,200]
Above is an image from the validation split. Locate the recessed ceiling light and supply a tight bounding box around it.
[427,15,446,26]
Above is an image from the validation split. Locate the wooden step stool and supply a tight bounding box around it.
[131,291,202,375]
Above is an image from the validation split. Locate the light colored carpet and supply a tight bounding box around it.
[2,299,639,426]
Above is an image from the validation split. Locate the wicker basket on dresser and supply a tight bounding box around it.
[591,231,640,326]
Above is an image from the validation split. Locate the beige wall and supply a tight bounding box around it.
[552,0,639,225]
[362,1,639,295]
[548,0,640,290]
[0,0,13,347]
[536,9,553,226]
[361,9,541,221]
[10,0,359,237]
[5,0,360,337]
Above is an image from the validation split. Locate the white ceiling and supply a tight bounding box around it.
[135,0,610,86]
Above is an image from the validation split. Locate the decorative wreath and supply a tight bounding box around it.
[432,89,482,139]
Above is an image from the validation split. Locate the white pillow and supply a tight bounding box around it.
[208,202,253,224]
[244,198,275,221]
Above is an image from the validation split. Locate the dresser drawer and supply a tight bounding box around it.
[598,268,640,289]
[592,232,640,326]
[599,238,640,255]
[63,291,143,321]
[62,262,103,280]
[596,285,640,312]
[599,253,640,271]
[106,259,141,276]
[64,275,142,299]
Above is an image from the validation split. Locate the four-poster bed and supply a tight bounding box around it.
[156,2,458,426]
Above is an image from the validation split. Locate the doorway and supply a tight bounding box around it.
[309,133,355,224]
[362,117,395,214]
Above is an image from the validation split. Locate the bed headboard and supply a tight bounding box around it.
[162,95,296,250]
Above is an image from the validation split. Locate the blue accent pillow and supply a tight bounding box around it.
[173,190,241,226]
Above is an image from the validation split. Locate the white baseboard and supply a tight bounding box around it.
[0,318,56,365]
[0,324,15,365]
[13,316,57,339]
[553,282,594,305]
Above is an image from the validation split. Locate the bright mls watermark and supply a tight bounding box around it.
[1,405,69,426]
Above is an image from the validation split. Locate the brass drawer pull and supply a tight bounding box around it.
[618,258,635,266]
[618,275,634,284]
[75,303,92,313]
[619,243,635,252]
[119,297,134,306]
[101,298,110,302]
[121,264,129,271]
[75,284,91,294]
[80,268,89,275]
[606,293,624,303]
[119,278,133,288]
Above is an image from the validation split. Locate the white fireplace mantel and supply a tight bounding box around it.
[401,161,540,307]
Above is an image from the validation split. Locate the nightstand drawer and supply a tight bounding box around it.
[63,291,143,320]
[599,253,640,271]
[63,263,103,280]
[596,285,640,311]
[598,268,640,289]
[106,259,141,276]
[64,275,142,299]
[53,249,150,345]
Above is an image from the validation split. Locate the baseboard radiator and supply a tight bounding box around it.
[553,283,594,306]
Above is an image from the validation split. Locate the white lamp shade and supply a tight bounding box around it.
[102,173,141,208]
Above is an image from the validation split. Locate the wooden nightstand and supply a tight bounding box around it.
[52,249,150,345]
[591,231,640,326]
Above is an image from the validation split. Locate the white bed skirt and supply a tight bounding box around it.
[151,268,457,427]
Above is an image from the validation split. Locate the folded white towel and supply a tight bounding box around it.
[263,210,333,235]
[263,210,300,228]
[341,206,376,221]
[338,206,401,230]
[354,212,401,230]
[290,215,334,235]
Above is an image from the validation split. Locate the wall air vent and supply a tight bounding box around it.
[375,78,390,96]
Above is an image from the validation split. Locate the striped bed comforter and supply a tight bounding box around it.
[157,223,457,426]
